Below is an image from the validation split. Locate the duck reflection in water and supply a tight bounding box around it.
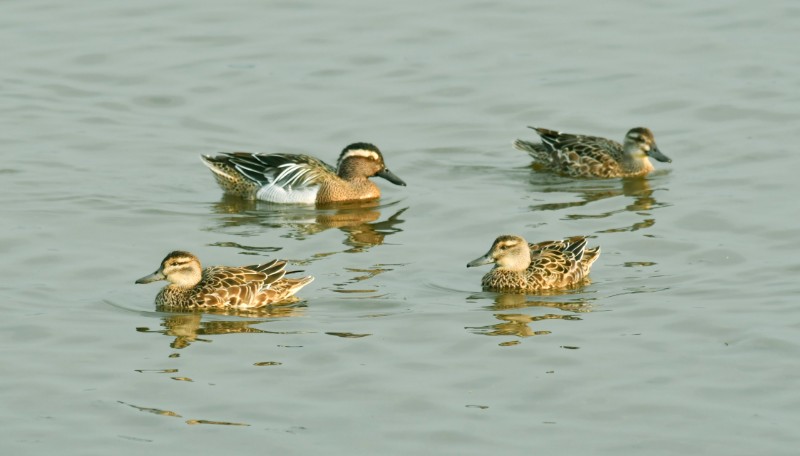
[466,293,593,341]
[210,196,407,251]
[137,306,304,349]
[528,177,665,233]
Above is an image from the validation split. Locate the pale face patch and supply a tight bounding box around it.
[163,258,202,287]
[625,133,652,158]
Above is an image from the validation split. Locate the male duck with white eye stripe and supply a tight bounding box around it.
[201,142,406,204]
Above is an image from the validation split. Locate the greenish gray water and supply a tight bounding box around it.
[2,0,799,454]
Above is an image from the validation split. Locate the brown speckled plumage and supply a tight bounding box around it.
[136,251,313,309]
[467,235,600,292]
[514,127,671,178]
[201,142,406,204]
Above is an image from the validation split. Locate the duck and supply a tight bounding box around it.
[514,127,671,178]
[467,235,600,292]
[201,142,406,204]
[135,251,313,309]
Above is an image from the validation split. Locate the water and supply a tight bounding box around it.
[2,0,799,454]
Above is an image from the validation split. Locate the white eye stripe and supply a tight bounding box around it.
[341,149,380,161]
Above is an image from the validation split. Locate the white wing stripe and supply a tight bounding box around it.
[275,163,316,187]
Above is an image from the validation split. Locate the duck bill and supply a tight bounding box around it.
[135,270,166,284]
[467,253,494,268]
[648,145,671,163]
[376,169,407,186]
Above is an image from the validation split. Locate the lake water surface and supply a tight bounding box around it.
[3,0,800,454]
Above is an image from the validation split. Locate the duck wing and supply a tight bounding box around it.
[527,236,590,288]
[216,153,336,188]
[534,127,624,161]
[199,260,287,308]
